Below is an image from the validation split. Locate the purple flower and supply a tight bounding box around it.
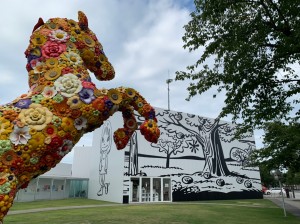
[14,99,32,109]
[105,99,113,109]
[78,88,95,104]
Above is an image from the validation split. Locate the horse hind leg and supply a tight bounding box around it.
[0,172,18,223]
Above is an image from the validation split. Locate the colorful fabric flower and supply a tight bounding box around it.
[30,33,47,46]
[42,86,57,98]
[0,140,11,156]
[31,94,44,104]
[61,52,83,66]
[91,97,105,111]
[78,88,95,104]
[49,30,69,43]
[52,115,62,127]
[52,94,64,103]
[42,41,67,58]
[108,89,122,104]
[54,73,82,97]
[0,117,13,140]
[28,132,45,149]
[14,99,32,109]
[61,117,75,132]
[9,125,31,145]
[74,117,87,130]
[18,103,53,131]
[67,96,83,109]
[82,81,95,89]
[58,139,73,156]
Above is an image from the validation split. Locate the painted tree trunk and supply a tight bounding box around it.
[197,125,231,177]
[166,153,171,168]
[128,132,139,175]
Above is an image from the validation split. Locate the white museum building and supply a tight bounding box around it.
[16,107,263,203]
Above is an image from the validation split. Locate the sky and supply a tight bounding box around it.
[0,0,264,163]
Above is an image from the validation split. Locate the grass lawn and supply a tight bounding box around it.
[5,199,300,224]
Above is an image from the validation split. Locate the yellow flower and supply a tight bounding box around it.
[28,132,45,149]
[81,34,95,47]
[31,33,47,46]
[125,88,136,98]
[108,89,122,104]
[18,104,53,131]
[67,96,84,109]
[0,117,13,140]
[61,117,75,132]
[44,68,61,81]
[45,58,59,68]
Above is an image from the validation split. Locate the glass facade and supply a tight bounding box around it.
[130,177,171,203]
[15,177,88,202]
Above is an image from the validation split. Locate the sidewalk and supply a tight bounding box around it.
[267,197,300,218]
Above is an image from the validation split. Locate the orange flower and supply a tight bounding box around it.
[3,110,18,122]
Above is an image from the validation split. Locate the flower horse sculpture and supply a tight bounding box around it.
[0,11,160,222]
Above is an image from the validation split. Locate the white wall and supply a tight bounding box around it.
[73,113,125,203]
[72,107,262,202]
[42,163,72,177]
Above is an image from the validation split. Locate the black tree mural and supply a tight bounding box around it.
[160,111,231,177]
[151,132,184,168]
[128,132,139,175]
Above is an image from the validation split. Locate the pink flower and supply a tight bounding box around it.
[42,41,66,58]
[42,86,57,98]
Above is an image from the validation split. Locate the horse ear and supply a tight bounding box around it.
[78,11,88,30]
[32,18,44,33]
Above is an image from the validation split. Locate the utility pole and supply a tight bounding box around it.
[166,71,173,110]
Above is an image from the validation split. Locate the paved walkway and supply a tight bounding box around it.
[267,197,300,218]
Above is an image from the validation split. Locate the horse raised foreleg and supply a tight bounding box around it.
[113,105,138,149]
[110,87,160,150]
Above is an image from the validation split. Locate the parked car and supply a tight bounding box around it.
[265,188,286,195]
[262,185,268,194]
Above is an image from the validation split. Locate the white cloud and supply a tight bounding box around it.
[0,0,263,163]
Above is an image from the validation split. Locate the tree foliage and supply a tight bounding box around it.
[176,0,300,134]
[250,121,300,172]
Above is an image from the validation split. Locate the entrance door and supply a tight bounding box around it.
[130,177,171,202]
[130,178,140,202]
[163,178,171,201]
[153,178,161,202]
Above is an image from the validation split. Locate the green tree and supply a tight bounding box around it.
[176,0,300,134]
[259,164,277,187]
[250,121,300,172]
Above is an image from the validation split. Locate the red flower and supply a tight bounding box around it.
[82,81,96,89]
[48,136,63,150]
[42,41,66,58]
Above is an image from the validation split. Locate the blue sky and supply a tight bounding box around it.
[0,0,264,163]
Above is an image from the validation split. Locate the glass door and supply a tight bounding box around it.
[141,178,150,202]
[131,178,140,202]
[163,178,171,201]
[152,178,161,202]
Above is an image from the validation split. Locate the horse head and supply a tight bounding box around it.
[25,11,115,88]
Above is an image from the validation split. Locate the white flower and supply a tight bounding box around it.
[54,73,82,97]
[62,52,83,66]
[9,125,31,145]
[74,117,87,130]
[49,29,69,43]
[42,86,57,98]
